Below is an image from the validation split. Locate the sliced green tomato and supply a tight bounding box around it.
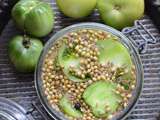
[83,81,122,117]
[59,95,82,118]
[58,44,79,68]
[58,44,88,82]
[63,68,86,82]
[96,39,135,89]
[96,38,132,70]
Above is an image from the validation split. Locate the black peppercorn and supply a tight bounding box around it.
[74,102,81,110]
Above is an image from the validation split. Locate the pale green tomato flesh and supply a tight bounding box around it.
[97,38,134,90]
[59,95,82,118]
[96,38,132,70]
[83,81,122,117]
[58,44,84,82]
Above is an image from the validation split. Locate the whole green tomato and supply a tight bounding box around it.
[12,0,54,37]
[56,0,97,18]
[8,35,43,73]
[97,0,144,30]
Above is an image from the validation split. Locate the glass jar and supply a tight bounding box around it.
[35,23,143,120]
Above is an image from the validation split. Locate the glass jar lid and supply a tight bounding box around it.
[0,111,15,120]
[0,97,34,120]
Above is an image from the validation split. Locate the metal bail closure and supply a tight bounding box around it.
[122,19,157,54]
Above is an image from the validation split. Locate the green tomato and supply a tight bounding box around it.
[8,35,43,73]
[12,0,54,37]
[97,0,144,29]
[96,38,132,70]
[59,95,82,118]
[83,81,122,117]
[58,44,89,82]
[56,0,97,18]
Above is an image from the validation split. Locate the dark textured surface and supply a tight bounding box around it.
[145,0,160,30]
[0,0,160,120]
[0,0,19,33]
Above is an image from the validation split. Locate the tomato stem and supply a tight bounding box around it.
[23,35,31,49]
